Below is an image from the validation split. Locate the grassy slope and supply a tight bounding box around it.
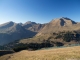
[1,46,80,60]
[0,54,11,60]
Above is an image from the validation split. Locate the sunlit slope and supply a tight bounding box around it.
[18,17,80,48]
[37,17,80,36]
[1,46,80,60]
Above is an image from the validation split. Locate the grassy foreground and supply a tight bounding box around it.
[0,46,80,60]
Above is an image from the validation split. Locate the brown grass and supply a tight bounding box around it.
[0,54,11,60]
[1,46,80,60]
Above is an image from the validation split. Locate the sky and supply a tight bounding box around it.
[0,0,80,24]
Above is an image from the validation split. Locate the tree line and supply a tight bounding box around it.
[12,40,64,52]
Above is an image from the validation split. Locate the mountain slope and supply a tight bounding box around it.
[0,17,80,45]
[1,46,80,60]
[22,21,45,32]
[19,17,80,47]
[0,21,36,45]
[37,17,80,36]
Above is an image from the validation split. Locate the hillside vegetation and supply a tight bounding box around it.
[18,17,80,51]
[0,46,80,60]
[19,31,80,45]
[4,31,80,52]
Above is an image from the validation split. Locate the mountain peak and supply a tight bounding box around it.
[50,17,77,26]
[24,21,36,25]
[36,17,79,36]
[60,17,71,20]
[0,21,15,29]
[6,21,15,25]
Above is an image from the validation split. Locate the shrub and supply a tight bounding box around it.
[13,41,53,52]
[13,43,28,52]
[55,34,62,39]
[63,32,72,42]
[55,42,64,46]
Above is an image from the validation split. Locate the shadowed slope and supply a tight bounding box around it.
[0,21,37,45]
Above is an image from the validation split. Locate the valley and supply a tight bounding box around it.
[1,0,80,60]
[0,17,80,60]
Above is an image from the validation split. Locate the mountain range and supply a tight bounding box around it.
[19,17,80,46]
[0,21,45,45]
[0,17,80,45]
